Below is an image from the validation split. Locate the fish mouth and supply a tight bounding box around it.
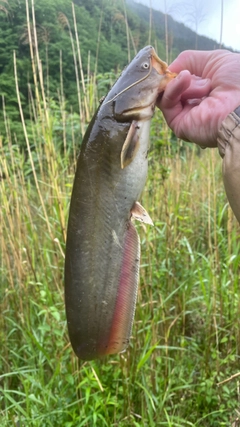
[121,103,155,120]
[151,48,177,87]
[151,49,168,75]
[151,48,177,78]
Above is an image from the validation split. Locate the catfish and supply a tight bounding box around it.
[65,46,176,360]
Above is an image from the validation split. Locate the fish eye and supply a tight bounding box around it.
[141,62,150,70]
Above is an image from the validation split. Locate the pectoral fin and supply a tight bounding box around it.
[131,201,153,225]
[121,121,139,169]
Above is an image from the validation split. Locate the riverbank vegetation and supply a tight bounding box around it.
[1,1,240,425]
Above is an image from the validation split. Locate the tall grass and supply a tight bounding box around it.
[1,2,240,426]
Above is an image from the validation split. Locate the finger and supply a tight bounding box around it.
[170,98,219,147]
[167,50,215,75]
[181,77,211,101]
[158,70,191,110]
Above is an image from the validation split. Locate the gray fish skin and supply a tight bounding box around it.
[65,46,175,360]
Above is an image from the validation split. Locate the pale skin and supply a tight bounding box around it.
[158,50,240,147]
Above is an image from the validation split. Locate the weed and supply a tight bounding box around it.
[1,1,240,426]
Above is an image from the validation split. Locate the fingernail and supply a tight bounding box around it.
[176,70,190,79]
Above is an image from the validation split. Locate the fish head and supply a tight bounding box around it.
[103,45,176,121]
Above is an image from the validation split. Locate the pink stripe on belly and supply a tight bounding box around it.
[99,221,140,355]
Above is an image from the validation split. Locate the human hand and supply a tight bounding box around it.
[158,50,240,147]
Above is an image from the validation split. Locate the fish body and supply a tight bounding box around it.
[65,46,175,360]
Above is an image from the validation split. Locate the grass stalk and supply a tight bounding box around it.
[164,0,169,63]
[122,0,131,62]
[25,0,41,120]
[31,0,49,128]
[58,12,84,135]
[72,1,90,122]
[94,0,103,79]
[148,0,152,45]
[13,50,53,238]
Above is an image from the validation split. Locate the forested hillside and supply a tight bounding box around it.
[0,0,231,143]
[126,0,227,53]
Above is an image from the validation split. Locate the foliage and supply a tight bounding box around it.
[1,102,240,425]
[1,1,240,426]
